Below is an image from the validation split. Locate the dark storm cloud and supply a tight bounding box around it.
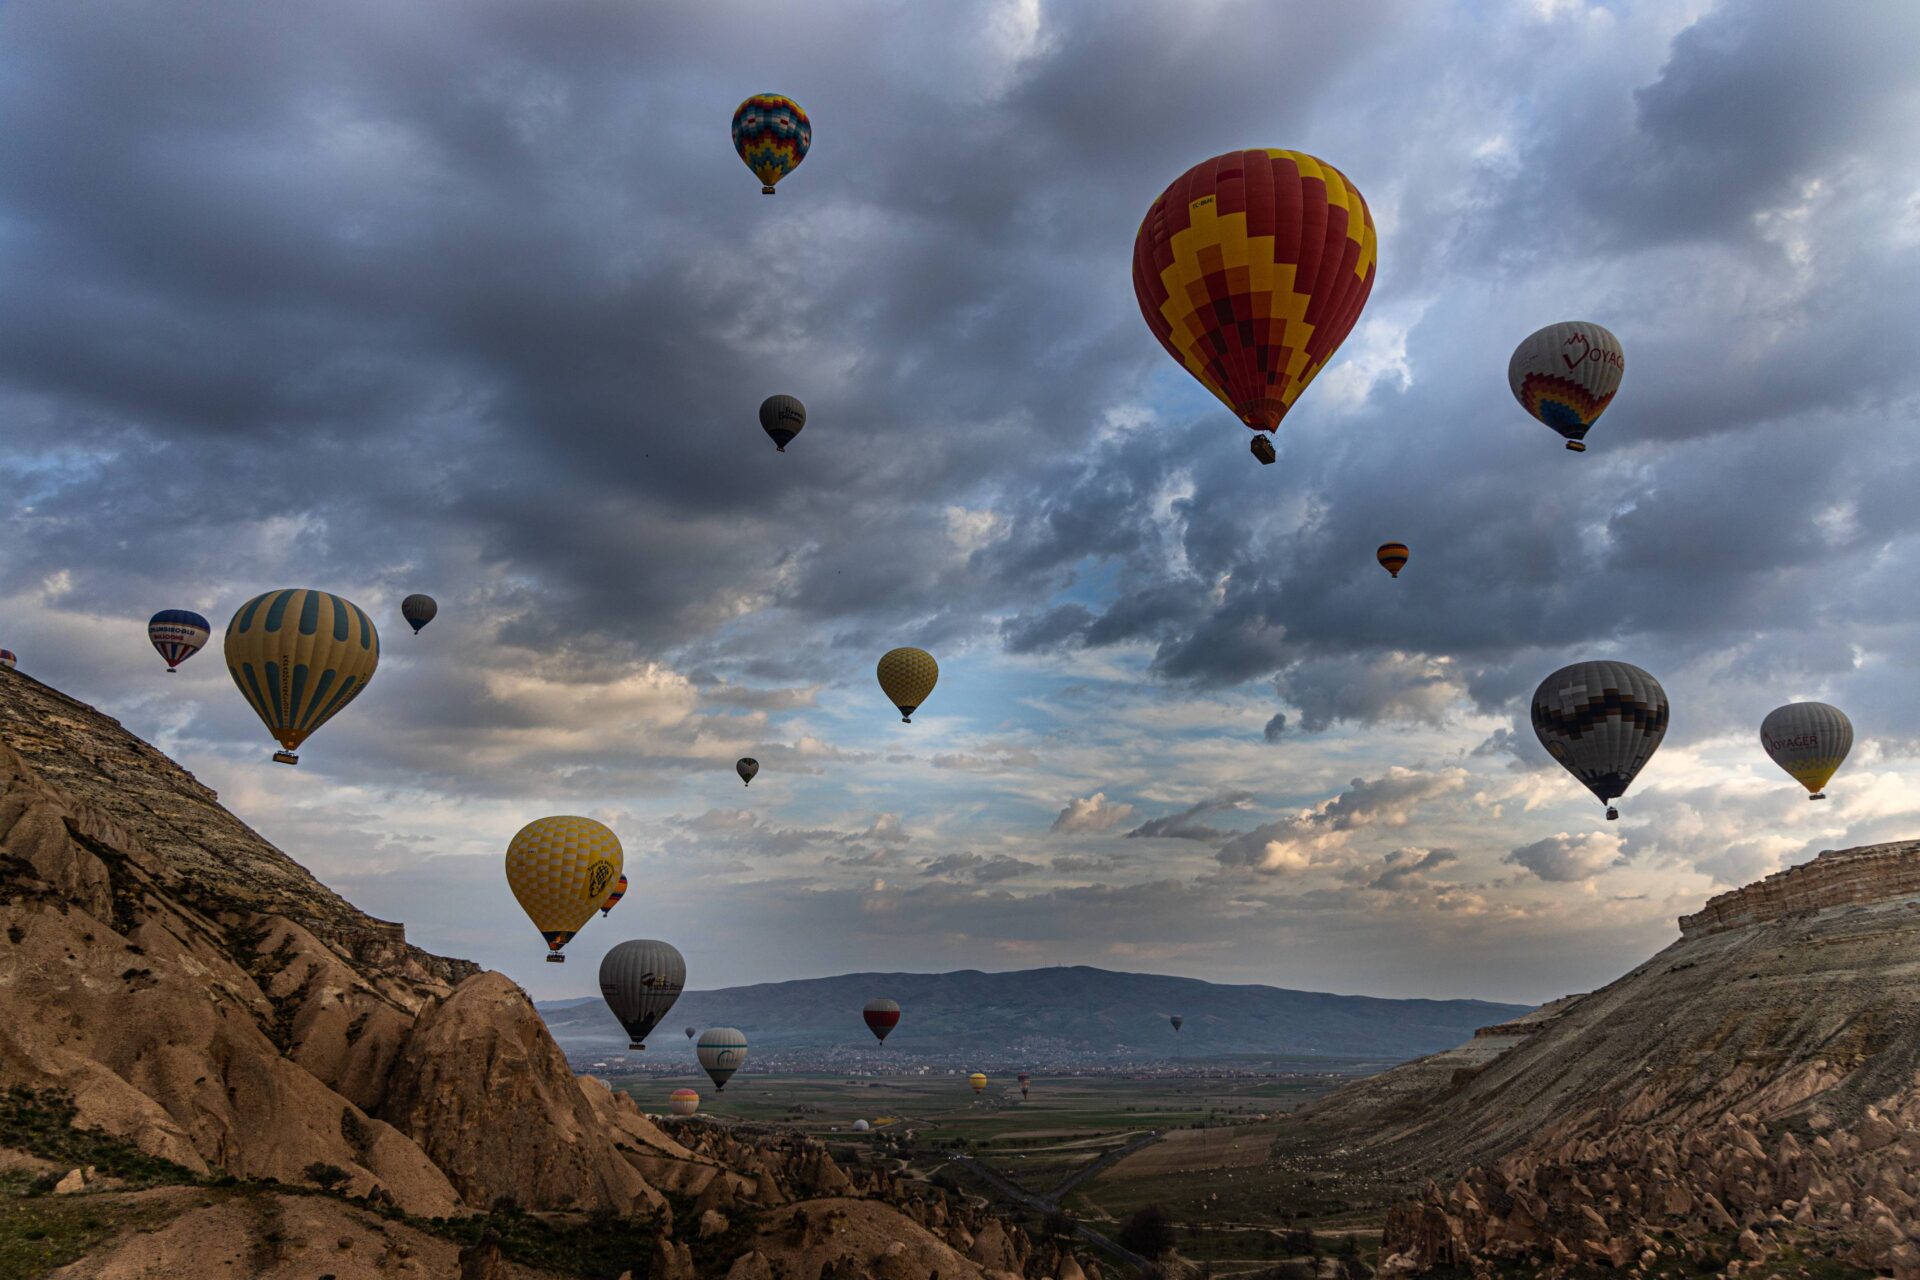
[919,852,1039,883]
[1125,792,1254,842]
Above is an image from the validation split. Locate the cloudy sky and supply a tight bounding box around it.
[4,0,1918,1006]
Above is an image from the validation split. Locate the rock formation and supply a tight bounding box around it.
[0,668,1081,1278]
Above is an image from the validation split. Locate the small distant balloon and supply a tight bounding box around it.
[698,1027,749,1091]
[876,648,939,723]
[599,940,687,1051]
[1531,661,1668,820]
[968,1072,988,1095]
[863,998,901,1043]
[0,650,16,670]
[668,1088,700,1117]
[1376,543,1409,579]
[401,594,438,635]
[224,590,379,765]
[600,873,628,917]
[737,757,759,787]
[1018,1071,1030,1100]
[149,610,211,672]
[684,1025,697,1040]
[1170,1015,1184,1033]
[732,94,810,194]
[1509,321,1624,453]
[759,396,806,452]
[503,816,623,962]
[1761,702,1853,801]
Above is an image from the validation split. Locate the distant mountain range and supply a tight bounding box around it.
[535,965,1530,1063]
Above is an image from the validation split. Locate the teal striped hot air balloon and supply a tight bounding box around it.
[224,589,380,765]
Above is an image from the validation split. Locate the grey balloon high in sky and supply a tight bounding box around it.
[1531,662,1670,821]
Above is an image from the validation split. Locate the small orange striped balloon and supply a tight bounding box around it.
[1376,542,1409,578]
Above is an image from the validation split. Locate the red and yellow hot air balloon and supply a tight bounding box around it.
[1133,150,1377,466]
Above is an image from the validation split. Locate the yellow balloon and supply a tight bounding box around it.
[505,816,624,962]
[224,589,380,765]
[968,1072,988,1094]
[876,648,939,723]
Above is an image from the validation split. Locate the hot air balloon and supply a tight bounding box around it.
[1761,702,1853,800]
[1170,1015,1183,1033]
[1133,150,1377,467]
[0,650,15,670]
[698,1027,749,1091]
[400,594,437,635]
[863,998,901,1043]
[877,648,938,723]
[1018,1072,1030,1100]
[600,873,628,917]
[852,1118,871,1132]
[504,816,623,962]
[737,758,759,787]
[732,94,810,194]
[1376,543,1409,579]
[968,1072,988,1095]
[149,610,211,672]
[759,396,806,452]
[668,1088,700,1117]
[1531,661,1668,820]
[599,940,687,1050]
[685,1026,697,1040]
[1509,321,1624,452]
[224,590,379,765]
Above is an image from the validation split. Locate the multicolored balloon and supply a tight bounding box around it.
[759,395,806,452]
[736,758,759,787]
[600,873,628,917]
[148,609,211,672]
[668,1088,700,1117]
[968,1072,988,1095]
[1018,1072,1030,1100]
[503,816,623,962]
[1509,321,1625,452]
[401,594,437,635]
[1133,150,1377,464]
[698,1027,749,1091]
[877,648,938,723]
[863,998,901,1043]
[732,94,810,194]
[224,590,379,765]
[1376,543,1408,579]
[0,650,16,670]
[1531,661,1668,820]
[599,940,686,1050]
[1761,702,1853,800]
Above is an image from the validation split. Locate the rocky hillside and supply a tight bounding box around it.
[0,667,1099,1278]
[1291,840,1920,1277]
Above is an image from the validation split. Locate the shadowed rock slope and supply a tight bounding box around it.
[1289,841,1920,1277]
[0,668,1087,1278]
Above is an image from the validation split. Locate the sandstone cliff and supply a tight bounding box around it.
[1340,839,1920,1278]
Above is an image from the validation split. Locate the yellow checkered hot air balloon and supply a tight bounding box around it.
[876,647,938,723]
[224,589,380,765]
[504,816,624,962]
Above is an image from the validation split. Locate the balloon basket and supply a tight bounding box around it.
[1605,806,1619,821]
[1810,792,1826,801]
[761,185,776,195]
[629,1042,646,1051]
[545,954,565,963]
[272,751,298,766]
[1565,440,1587,453]
[1249,435,1277,465]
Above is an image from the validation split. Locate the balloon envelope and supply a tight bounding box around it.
[1509,321,1624,450]
[732,94,810,193]
[737,757,759,787]
[877,648,938,722]
[504,816,623,961]
[684,1026,697,1040]
[1133,149,1377,447]
[852,1119,871,1132]
[1761,702,1853,799]
[758,395,806,451]
[0,650,15,670]
[149,609,211,671]
[668,1088,700,1117]
[698,1027,749,1091]
[968,1072,988,1094]
[599,939,687,1050]
[1531,661,1668,816]
[863,998,901,1043]
[1170,1015,1183,1032]
[400,594,437,634]
[600,873,628,917]
[1376,543,1409,579]
[224,590,380,764]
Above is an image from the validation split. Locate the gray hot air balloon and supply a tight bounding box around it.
[1531,661,1668,820]
[737,757,759,787]
[759,395,806,452]
[1170,1015,1183,1032]
[697,1026,749,1091]
[684,1025,697,1040]
[598,940,687,1050]
[400,594,438,635]
[1761,702,1853,800]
